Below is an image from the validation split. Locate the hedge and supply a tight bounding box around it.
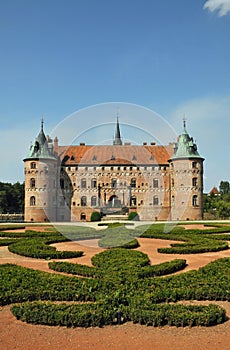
[8,238,84,259]
[11,301,227,328]
[49,261,99,278]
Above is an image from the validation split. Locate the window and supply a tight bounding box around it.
[130,178,136,188]
[192,161,197,168]
[192,195,198,206]
[192,178,198,186]
[81,196,87,206]
[131,195,137,206]
[111,179,117,188]
[171,178,174,187]
[153,179,158,188]
[81,178,86,188]
[172,195,175,206]
[30,196,36,206]
[91,179,97,188]
[80,213,86,221]
[30,178,36,188]
[91,196,97,207]
[31,162,36,169]
[153,196,159,205]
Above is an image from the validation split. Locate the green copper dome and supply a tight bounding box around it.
[171,121,202,160]
[24,120,57,161]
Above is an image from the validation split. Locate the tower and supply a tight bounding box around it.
[113,116,122,145]
[23,120,58,222]
[169,120,204,220]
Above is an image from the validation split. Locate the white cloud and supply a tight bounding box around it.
[203,0,230,16]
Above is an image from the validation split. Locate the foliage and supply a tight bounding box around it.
[140,224,230,254]
[1,223,230,328]
[8,237,83,259]
[128,211,140,221]
[11,301,226,328]
[90,211,101,222]
[0,182,24,214]
[98,226,139,249]
[54,226,105,241]
[48,261,99,277]
[204,180,230,219]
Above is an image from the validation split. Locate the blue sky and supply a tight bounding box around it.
[0,0,230,192]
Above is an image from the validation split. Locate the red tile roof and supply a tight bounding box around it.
[57,144,174,166]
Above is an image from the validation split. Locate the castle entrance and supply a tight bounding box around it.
[108,195,121,208]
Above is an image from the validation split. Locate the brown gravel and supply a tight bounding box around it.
[0,225,230,350]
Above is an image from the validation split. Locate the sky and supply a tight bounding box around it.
[0,0,230,192]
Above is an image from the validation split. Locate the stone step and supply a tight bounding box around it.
[101,214,128,221]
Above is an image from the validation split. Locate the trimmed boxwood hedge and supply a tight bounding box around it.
[1,223,230,328]
[8,238,83,259]
[11,301,227,328]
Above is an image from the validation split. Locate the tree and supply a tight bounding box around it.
[219,181,230,195]
[0,182,24,213]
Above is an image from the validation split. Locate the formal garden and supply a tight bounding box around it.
[0,222,230,328]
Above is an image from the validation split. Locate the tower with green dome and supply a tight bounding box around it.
[169,120,204,221]
[23,119,59,222]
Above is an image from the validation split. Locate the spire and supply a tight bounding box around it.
[113,114,122,145]
[41,114,44,131]
[182,115,187,134]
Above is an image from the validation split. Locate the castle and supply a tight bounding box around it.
[24,118,204,222]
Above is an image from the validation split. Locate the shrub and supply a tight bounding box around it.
[128,212,139,221]
[90,211,101,222]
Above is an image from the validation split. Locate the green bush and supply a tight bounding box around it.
[90,211,101,222]
[11,301,226,328]
[128,212,139,221]
[8,238,83,259]
[49,261,99,277]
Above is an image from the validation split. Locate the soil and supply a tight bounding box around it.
[0,224,230,350]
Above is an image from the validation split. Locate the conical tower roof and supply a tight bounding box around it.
[24,119,57,161]
[171,120,203,160]
[113,116,122,145]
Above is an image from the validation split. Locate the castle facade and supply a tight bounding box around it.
[24,119,204,222]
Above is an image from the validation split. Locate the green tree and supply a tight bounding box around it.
[219,181,230,195]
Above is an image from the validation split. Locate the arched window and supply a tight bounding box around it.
[91,196,97,207]
[30,196,36,206]
[130,178,136,188]
[81,178,87,188]
[30,178,36,188]
[192,177,198,186]
[153,179,158,188]
[153,195,159,205]
[91,179,97,188]
[192,195,198,206]
[31,162,36,169]
[81,196,87,206]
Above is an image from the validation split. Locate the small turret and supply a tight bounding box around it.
[172,119,201,160]
[25,119,56,161]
